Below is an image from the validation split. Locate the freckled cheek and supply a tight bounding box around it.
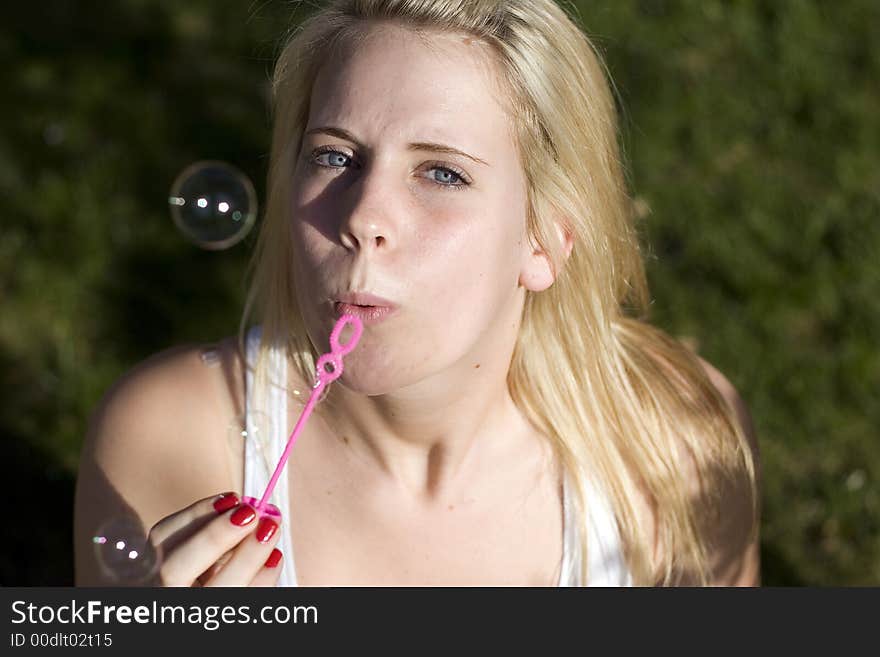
[416,222,497,297]
[288,219,309,257]
[288,220,332,276]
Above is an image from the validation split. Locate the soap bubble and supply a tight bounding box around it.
[92,515,163,584]
[224,375,338,518]
[311,377,331,404]
[227,410,274,470]
[227,410,282,518]
[168,160,257,250]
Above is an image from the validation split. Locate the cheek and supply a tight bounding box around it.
[416,215,482,272]
[287,222,314,282]
[436,202,523,271]
[413,212,522,312]
[287,220,338,311]
[288,211,333,270]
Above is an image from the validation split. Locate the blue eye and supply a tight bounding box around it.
[426,166,467,187]
[313,149,351,169]
[308,147,471,191]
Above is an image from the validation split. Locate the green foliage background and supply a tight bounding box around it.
[2,0,877,585]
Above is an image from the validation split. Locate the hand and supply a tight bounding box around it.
[147,492,284,587]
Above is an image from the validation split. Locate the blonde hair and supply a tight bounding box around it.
[239,0,758,585]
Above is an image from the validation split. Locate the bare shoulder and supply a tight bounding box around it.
[73,336,246,584]
[629,352,762,586]
[694,356,759,458]
[694,355,762,585]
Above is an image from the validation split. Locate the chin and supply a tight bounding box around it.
[334,372,398,397]
[331,355,426,396]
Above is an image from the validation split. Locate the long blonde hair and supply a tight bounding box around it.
[239,0,758,585]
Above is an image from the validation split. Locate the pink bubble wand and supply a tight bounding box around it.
[241,314,363,518]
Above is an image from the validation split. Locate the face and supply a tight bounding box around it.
[289,25,540,396]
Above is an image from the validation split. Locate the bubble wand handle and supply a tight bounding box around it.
[254,314,363,513]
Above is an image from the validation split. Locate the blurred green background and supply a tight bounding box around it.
[1,0,877,585]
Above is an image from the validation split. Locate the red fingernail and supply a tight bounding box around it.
[213,493,239,513]
[264,548,282,568]
[230,504,256,526]
[255,518,278,543]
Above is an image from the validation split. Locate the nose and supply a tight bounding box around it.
[337,168,397,253]
[339,216,389,252]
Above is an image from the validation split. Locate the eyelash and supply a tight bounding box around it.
[307,146,472,191]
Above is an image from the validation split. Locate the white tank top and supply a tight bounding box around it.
[242,325,632,586]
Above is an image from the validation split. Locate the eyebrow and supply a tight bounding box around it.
[304,126,490,166]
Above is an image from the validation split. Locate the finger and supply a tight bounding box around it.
[205,516,282,587]
[159,503,262,586]
[149,492,240,548]
[250,549,284,587]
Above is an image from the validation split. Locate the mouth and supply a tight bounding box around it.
[331,291,399,325]
[332,301,398,325]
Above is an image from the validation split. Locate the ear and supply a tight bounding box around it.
[518,218,574,292]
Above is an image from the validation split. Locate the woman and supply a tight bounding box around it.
[74,0,760,586]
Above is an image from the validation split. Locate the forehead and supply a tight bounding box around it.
[307,24,514,151]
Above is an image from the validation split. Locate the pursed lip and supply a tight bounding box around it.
[332,291,398,309]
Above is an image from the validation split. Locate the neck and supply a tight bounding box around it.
[311,341,551,505]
